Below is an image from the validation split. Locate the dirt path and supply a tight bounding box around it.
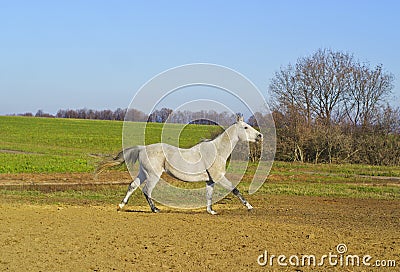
[1,195,399,271]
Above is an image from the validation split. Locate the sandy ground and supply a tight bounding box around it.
[1,189,399,271]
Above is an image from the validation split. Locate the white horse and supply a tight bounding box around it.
[96,116,262,214]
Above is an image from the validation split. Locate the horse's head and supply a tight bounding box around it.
[235,115,263,143]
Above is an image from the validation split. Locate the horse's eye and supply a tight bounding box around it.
[244,127,248,129]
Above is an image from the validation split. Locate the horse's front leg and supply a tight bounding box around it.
[206,181,217,215]
[232,188,253,210]
[218,176,253,211]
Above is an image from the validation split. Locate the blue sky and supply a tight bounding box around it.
[1,0,399,116]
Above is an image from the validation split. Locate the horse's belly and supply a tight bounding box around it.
[165,164,209,182]
[162,143,217,182]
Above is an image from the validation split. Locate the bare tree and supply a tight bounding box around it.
[297,49,354,124]
[269,48,397,165]
[345,63,394,127]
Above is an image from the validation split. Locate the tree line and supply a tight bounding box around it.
[19,107,242,126]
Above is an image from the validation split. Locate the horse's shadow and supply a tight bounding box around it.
[119,209,148,213]
[118,208,207,215]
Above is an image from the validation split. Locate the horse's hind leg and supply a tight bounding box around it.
[118,178,140,210]
[118,169,145,210]
[144,193,159,213]
[142,175,160,213]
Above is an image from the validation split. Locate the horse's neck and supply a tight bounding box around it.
[213,125,238,160]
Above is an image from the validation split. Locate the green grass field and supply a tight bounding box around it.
[0,116,221,173]
[1,116,399,201]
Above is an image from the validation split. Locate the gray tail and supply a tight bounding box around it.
[94,146,141,177]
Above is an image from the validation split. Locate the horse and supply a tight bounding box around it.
[96,115,263,214]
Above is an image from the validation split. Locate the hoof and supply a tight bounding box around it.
[207,209,218,215]
[245,203,253,210]
[117,203,125,211]
[152,208,160,213]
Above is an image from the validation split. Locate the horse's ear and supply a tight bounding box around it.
[236,114,244,122]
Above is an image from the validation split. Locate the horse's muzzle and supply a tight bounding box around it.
[256,133,263,142]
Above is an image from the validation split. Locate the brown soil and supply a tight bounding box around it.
[0,171,132,185]
[0,173,399,271]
